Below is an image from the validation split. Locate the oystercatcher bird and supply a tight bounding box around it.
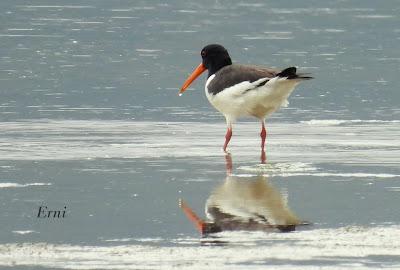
[179,44,312,156]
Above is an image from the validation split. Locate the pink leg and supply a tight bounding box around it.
[223,125,232,153]
[260,121,267,164]
[260,121,267,151]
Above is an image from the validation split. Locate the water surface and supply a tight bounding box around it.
[0,0,400,269]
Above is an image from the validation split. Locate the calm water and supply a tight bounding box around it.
[0,0,400,269]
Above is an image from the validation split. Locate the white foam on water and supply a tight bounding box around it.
[135,49,161,53]
[238,163,400,178]
[0,34,64,37]
[16,5,95,9]
[301,119,400,126]
[273,172,400,179]
[0,182,52,188]
[270,8,337,15]
[354,15,394,19]
[12,231,38,235]
[241,35,294,40]
[386,187,400,192]
[238,162,317,174]
[134,237,164,243]
[103,238,134,242]
[0,120,399,166]
[1,226,399,269]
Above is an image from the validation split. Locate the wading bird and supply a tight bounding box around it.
[179,44,312,159]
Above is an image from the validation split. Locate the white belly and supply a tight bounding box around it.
[205,75,299,123]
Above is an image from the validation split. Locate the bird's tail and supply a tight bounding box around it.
[277,67,313,80]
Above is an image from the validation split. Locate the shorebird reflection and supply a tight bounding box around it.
[180,155,307,235]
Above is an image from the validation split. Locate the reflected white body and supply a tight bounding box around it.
[206,175,300,226]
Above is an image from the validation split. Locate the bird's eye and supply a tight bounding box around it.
[201,51,206,57]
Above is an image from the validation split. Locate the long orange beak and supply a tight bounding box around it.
[179,63,206,96]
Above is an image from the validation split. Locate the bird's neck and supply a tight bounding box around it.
[207,57,232,77]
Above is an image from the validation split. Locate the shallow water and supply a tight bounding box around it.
[1,0,400,269]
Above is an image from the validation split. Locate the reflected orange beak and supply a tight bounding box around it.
[179,63,206,96]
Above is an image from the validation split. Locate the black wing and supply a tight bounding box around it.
[207,64,280,95]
